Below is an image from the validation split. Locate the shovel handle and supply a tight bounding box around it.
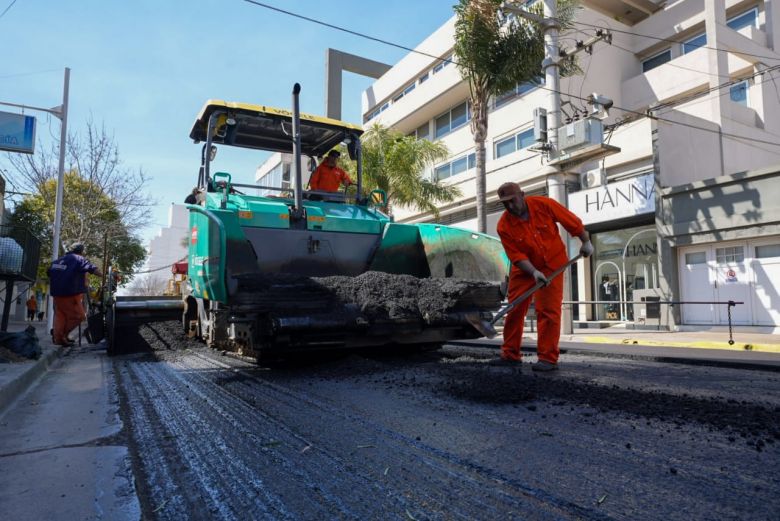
[491,255,582,325]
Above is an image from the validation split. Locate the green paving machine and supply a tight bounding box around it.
[105,84,510,358]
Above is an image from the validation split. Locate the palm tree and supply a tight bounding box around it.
[344,123,461,219]
[453,0,578,233]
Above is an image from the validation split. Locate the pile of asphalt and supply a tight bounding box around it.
[235,271,502,321]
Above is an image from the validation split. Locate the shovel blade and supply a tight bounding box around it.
[465,312,498,339]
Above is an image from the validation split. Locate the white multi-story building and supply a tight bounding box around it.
[147,203,189,274]
[362,0,780,329]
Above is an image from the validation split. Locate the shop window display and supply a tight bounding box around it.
[591,225,658,321]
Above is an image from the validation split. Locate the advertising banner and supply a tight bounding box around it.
[0,111,36,154]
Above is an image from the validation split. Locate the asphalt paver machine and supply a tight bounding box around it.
[103,85,510,359]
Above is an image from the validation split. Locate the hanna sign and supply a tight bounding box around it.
[569,173,655,225]
[0,111,36,154]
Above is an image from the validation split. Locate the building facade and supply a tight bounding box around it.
[147,203,189,274]
[361,0,780,329]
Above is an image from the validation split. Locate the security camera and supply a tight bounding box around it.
[588,93,613,119]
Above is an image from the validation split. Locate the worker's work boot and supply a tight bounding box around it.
[532,360,558,372]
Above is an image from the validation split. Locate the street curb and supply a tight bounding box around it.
[0,346,65,415]
[579,336,780,353]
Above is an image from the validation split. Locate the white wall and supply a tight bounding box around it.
[147,203,189,273]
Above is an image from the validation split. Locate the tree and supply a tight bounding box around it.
[453,0,578,232]
[342,123,461,219]
[5,119,155,235]
[9,172,146,281]
[125,274,168,296]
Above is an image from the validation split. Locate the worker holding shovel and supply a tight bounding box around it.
[496,182,593,371]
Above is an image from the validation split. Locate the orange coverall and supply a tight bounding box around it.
[496,196,585,364]
[309,164,352,192]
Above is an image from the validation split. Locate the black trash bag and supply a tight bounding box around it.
[0,326,42,360]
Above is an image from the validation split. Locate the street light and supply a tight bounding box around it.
[0,67,71,332]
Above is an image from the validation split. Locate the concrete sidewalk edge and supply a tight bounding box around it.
[578,336,780,353]
[0,346,65,414]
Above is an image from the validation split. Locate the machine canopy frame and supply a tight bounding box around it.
[190,100,363,157]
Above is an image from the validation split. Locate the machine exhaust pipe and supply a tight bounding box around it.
[291,83,304,219]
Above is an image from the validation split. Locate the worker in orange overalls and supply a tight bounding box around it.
[309,150,352,193]
[495,182,593,372]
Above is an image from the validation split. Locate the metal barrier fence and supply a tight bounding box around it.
[0,225,42,282]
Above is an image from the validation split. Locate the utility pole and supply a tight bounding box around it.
[501,1,612,334]
[0,67,71,333]
[48,68,71,333]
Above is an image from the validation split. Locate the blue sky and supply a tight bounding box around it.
[0,0,454,244]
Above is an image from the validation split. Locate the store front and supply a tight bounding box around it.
[591,225,658,321]
[569,172,657,323]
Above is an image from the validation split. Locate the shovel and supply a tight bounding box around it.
[466,255,582,339]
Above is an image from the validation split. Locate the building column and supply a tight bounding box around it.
[767,0,780,51]
[705,0,730,126]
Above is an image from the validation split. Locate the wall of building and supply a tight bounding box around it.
[147,203,189,274]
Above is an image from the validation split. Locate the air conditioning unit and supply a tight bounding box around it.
[557,118,604,154]
[580,168,606,188]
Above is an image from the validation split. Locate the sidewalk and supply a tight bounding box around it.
[564,324,780,353]
[0,319,140,519]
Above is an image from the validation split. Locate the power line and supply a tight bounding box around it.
[571,20,780,64]
[241,0,780,149]
[0,68,60,80]
[242,0,452,66]
[0,0,17,20]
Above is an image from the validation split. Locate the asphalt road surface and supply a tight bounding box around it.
[114,322,780,520]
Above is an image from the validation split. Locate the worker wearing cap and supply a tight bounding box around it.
[47,243,102,347]
[495,182,593,371]
[309,150,353,192]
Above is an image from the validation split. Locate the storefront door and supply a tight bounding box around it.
[713,243,751,325]
[751,240,780,326]
[679,243,756,326]
[679,248,715,324]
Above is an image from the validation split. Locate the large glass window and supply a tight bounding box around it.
[592,226,658,321]
[433,152,476,181]
[642,49,671,72]
[730,80,748,106]
[495,136,516,158]
[727,8,758,31]
[683,33,706,54]
[435,101,470,138]
[495,128,534,159]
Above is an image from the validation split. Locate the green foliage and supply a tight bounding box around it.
[9,171,146,282]
[341,123,461,218]
[453,0,580,99]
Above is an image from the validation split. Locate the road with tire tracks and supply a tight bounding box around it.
[114,322,780,520]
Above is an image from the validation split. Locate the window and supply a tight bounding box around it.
[727,8,758,31]
[517,128,535,149]
[495,128,535,159]
[495,136,516,159]
[419,72,429,84]
[434,164,451,181]
[642,49,672,72]
[403,83,416,96]
[413,122,430,141]
[682,33,706,54]
[434,101,470,138]
[432,54,452,74]
[494,77,544,108]
[756,244,780,258]
[433,152,476,181]
[730,80,748,106]
[685,252,707,265]
[716,246,744,263]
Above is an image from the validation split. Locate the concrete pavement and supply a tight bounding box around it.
[0,320,140,520]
